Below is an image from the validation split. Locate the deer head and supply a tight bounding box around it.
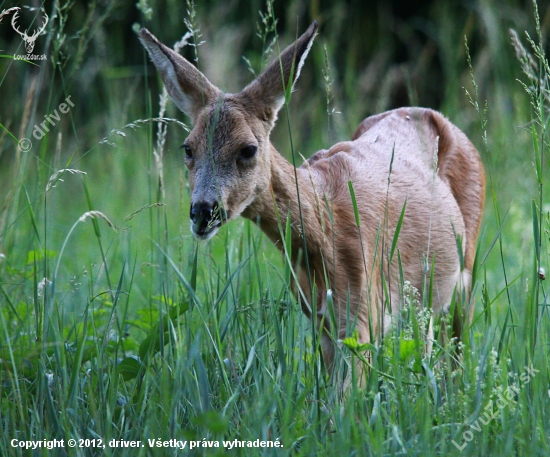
[12,8,48,54]
[140,23,317,239]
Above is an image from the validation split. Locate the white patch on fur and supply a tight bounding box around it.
[272,95,286,114]
[460,269,471,293]
[437,266,470,316]
[293,31,316,90]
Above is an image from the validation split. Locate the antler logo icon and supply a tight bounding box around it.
[11,8,48,54]
[0,7,20,25]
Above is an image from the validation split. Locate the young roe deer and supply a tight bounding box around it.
[139,22,485,370]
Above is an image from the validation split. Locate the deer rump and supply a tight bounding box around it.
[302,107,484,339]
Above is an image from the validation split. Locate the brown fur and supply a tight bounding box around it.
[140,23,485,371]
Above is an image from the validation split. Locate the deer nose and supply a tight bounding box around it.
[190,201,221,237]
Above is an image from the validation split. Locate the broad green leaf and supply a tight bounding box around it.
[117,356,142,381]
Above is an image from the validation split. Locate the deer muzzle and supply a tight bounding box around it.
[190,201,225,239]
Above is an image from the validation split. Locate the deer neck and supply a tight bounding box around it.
[243,145,329,283]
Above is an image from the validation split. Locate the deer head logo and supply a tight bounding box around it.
[11,8,48,54]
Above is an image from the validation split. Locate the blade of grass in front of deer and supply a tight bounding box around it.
[390,199,406,264]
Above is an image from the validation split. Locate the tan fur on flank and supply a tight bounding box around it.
[139,23,485,371]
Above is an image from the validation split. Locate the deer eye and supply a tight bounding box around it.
[181,144,193,159]
[239,145,257,160]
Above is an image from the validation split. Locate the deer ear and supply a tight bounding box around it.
[239,21,318,124]
[139,28,221,121]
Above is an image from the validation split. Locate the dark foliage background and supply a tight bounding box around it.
[0,0,542,163]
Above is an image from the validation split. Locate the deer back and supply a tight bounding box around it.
[303,107,483,323]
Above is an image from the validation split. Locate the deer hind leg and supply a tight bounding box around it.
[450,268,472,343]
[427,267,472,364]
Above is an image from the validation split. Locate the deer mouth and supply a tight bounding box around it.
[191,218,222,240]
[189,203,227,240]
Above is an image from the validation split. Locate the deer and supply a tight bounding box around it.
[139,22,485,378]
[11,8,49,54]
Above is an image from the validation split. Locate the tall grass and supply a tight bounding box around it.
[0,0,549,455]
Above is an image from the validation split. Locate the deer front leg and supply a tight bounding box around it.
[318,303,372,390]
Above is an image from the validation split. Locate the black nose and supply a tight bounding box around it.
[190,201,220,236]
